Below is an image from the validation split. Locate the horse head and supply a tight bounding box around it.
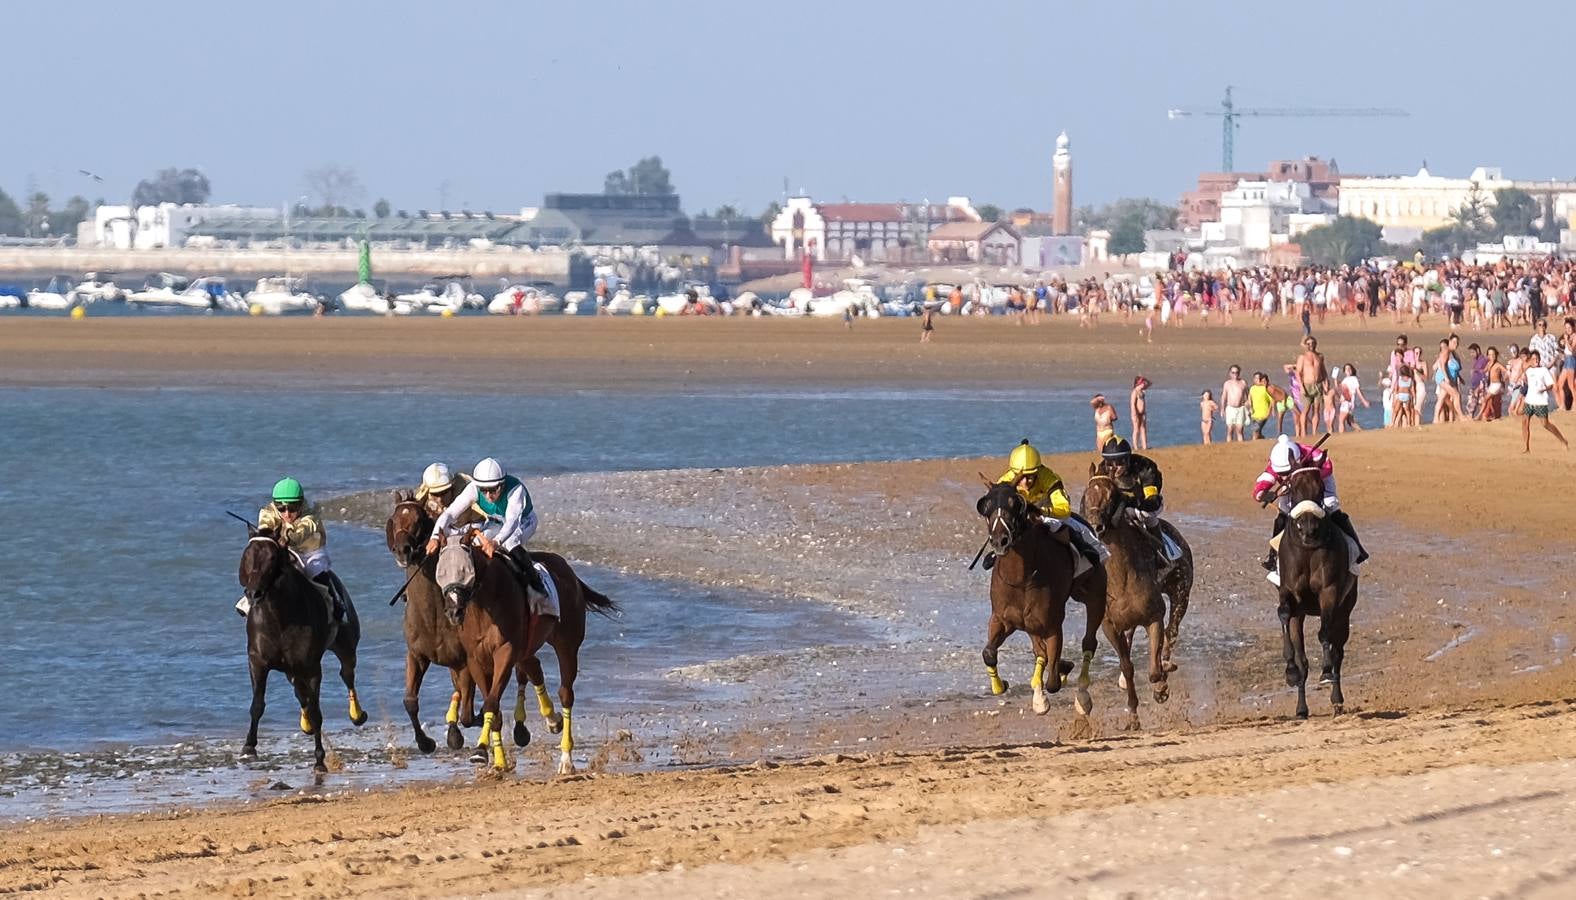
[1080,467,1122,537]
[976,481,1028,556]
[435,541,479,626]
[386,490,432,568]
[238,527,289,603]
[1285,467,1330,547]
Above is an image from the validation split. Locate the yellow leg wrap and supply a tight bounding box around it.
[513,688,527,721]
[534,683,556,719]
[560,708,574,755]
[479,711,495,749]
[445,691,461,725]
[490,722,507,769]
[987,666,1007,695]
[348,691,364,722]
[299,709,312,734]
[1032,657,1047,690]
[1079,650,1093,689]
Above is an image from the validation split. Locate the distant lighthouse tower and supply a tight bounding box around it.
[1052,130,1073,235]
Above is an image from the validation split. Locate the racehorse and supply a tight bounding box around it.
[437,534,618,774]
[975,481,1107,717]
[386,492,480,753]
[1272,466,1360,718]
[237,526,368,772]
[1079,471,1195,729]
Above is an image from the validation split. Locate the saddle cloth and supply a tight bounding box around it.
[531,562,561,618]
[1268,532,1361,576]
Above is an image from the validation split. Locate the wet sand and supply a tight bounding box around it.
[0,313,1414,391]
[5,319,1574,897]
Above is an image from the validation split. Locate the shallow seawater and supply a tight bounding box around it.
[0,382,1343,817]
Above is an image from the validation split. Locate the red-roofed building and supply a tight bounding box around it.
[770,196,980,262]
[927,221,1021,265]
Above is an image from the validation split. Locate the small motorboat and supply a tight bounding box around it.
[69,273,125,305]
[128,274,245,311]
[26,276,77,311]
[245,276,321,315]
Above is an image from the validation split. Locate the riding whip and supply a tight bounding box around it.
[1260,432,1334,508]
[967,538,989,570]
[388,553,430,606]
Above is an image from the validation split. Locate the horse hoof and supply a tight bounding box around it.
[1332,704,1345,716]
[1153,685,1170,705]
[240,746,258,761]
[1074,689,1093,716]
[350,710,369,727]
[1031,693,1050,716]
[1296,708,1310,720]
[513,722,530,747]
[1162,660,1178,673]
[469,749,487,764]
[314,762,328,774]
[445,725,464,751]
[416,734,437,754]
[546,713,564,735]
[556,754,577,777]
[1123,715,1141,732]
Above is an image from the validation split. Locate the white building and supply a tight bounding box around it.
[770,196,979,262]
[1336,166,1515,243]
[86,203,282,249]
[1200,180,1330,252]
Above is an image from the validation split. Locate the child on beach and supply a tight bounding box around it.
[1521,348,1569,452]
[1336,363,1370,432]
[1200,390,1218,444]
[919,307,935,343]
[1393,365,1416,428]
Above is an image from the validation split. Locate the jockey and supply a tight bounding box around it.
[1252,435,1368,571]
[239,477,348,621]
[414,462,462,520]
[1096,436,1178,567]
[425,457,551,608]
[990,439,1107,570]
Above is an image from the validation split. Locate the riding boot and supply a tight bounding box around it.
[313,573,346,623]
[1329,510,1370,564]
[1065,514,1103,568]
[507,546,548,600]
[1263,513,1287,571]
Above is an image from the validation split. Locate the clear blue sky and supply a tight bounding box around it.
[9,0,1574,215]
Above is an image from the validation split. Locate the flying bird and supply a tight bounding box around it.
[78,169,104,182]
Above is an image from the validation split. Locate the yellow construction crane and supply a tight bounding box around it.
[1167,86,1408,171]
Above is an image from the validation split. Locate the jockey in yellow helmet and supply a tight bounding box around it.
[988,439,1107,570]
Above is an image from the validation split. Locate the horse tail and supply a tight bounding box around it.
[578,578,620,619]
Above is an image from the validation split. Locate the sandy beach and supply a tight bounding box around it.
[3,317,1573,898]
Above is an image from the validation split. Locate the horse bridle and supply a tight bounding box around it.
[389,500,431,567]
[1083,474,1124,536]
[244,534,299,600]
[983,490,1027,552]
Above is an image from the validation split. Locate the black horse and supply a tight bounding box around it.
[1273,467,1360,719]
[237,527,368,772]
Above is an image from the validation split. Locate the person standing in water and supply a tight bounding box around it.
[1091,394,1119,451]
[1130,376,1151,450]
[1200,390,1218,444]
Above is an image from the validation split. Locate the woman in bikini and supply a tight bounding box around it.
[1091,394,1119,451]
[1200,390,1218,444]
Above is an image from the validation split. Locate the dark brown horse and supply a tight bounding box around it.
[1273,467,1360,718]
[437,535,618,774]
[386,492,479,753]
[237,527,368,772]
[1079,472,1195,729]
[976,481,1107,717]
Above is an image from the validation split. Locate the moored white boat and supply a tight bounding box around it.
[69,273,125,305]
[337,282,393,314]
[245,277,320,316]
[127,274,244,311]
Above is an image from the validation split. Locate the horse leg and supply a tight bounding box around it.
[459,668,479,729]
[508,659,533,748]
[1288,612,1311,720]
[1027,635,1051,715]
[1146,619,1169,704]
[333,640,367,727]
[242,660,267,760]
[1073,580,1103,716]
[1317,620,1334,687]
[443,668,467,750]
[1327,603,1352,714]
[292,667,327,773]
[1104,619,1139,730]
[476,654,512,771]
[554,643,580,776]
[982,613,1011,695]
[402,654,437,754]
[522,654,562,733]
[1162,585,1188,672]
[467,658,494,763]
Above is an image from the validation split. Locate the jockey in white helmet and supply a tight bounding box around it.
[426,458,551,607]
[1252,435,1367,571]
